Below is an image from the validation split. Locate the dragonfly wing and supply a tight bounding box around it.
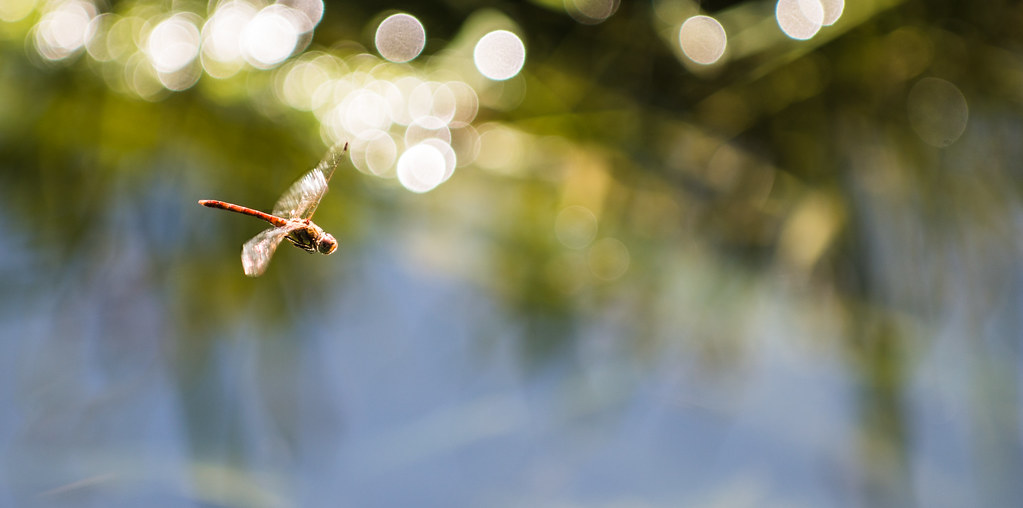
[272,143,348,220]
[241,226,291,277]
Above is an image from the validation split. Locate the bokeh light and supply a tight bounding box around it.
[402,80,478,127]
[776,0,823,41]
[241,5,301,69]
[421,138,457,182]
[104,15,143,64]
[14,0,680,193]
[405,116,451,146]
[450,125,480,167]
[397,143,447,193]
[385,76,420,126]
[280,0,324,31]
[146,14,200,73]
[408,81,449,123]
[277,55,333,111]
[820,0,844,26]
[565,0,620,25]
[201,1,256,77]
[374,13,426,63]
[156,64,202,92]
[679,15,727,65]
[473,30,526,81]
[0,0,38,23]
[337,87,392,134]
[350,129,398,177]
[444,81,479,127]
[84,13,115,61]
[33,0,97,61]
[125,51,167,101]
[907,77,969,147]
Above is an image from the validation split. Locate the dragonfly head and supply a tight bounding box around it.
[317,233,338,255]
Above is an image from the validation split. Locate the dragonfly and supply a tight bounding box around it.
[199,142,348,277]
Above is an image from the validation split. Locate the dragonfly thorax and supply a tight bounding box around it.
[284,220,337,256]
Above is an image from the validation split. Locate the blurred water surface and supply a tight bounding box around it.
[2,0,1023,507]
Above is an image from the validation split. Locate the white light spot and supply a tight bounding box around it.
[429,83,457,123]
[397,143,447,193]
[33,0,96,61]
[374,13,426,63]
[445,81,479,127]
[202,1,255,64]
[387,76,421,126]
[279,0,324,31]
[338,87,392,136]
[125,52,167,101]
[678,15,727,65]
[555,205,598,249]
[408,81,446,123]
[156,65,201,92]
[313,77,354,120]
[101,15,139,64]
[907,77,968,147]
[405,116,451,146]
[241,5,300,68]
[147,15,201,73]
[421,138,457,182]
[473,30,526,81]
[84,13,115,61]
[820,0,844,26]
[776,0,823,41]
[364,79,404,124]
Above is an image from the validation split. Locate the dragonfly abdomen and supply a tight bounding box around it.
[198,200,288,227]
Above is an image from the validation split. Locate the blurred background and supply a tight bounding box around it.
[1,0,1022,506]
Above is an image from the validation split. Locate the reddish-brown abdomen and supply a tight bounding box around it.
[198,200,288,227]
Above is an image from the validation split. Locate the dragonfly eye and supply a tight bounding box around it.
[318,234,338,255]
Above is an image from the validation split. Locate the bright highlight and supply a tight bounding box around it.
[202,1,256,69]
[241,5,301,68]
[397,143,447,193]
[33,0,97,61]
[147,15,200,73]
[473,30,526,81]
[17,0,498,192]
[679,15,727,65]
[776,0,823,41]
[374,13,426,63]
[820,0,844,26]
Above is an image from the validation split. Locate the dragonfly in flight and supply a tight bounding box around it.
[199,142,348,277]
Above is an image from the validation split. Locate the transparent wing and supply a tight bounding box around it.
[241,226,292,277]
[271,142,348,220]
